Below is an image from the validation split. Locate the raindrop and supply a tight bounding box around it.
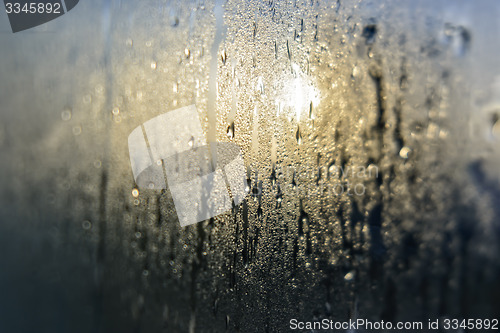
[351,66,359,79]
[269,166,277,186]
[82,94,92,104]
[226,122,234,139]
[185,48,191,59]
[457,27,471,56]
[399,146,411,159]
[400,74,408,90]
[151,61,157,70]
[252,182,261,199]
[82,220,92,230]
[72,126,82,136]
[444,23,471,57]
[61,108,72,121]
[112,107,120,116]
[362,22,377,45]
[492,114,500,138]
[95,85,104,94]
[296,126,302,144]
[275,185,283,208]
[132,188,139,197]
[188,136,195,147]
[257,206,263,219]
[221,50,227,65]
[213,297,219,316]
[257,77,265,95]
[298,202,309,236]
[325,302,332,314]
[170,14,179,27]
[344,271,355,281]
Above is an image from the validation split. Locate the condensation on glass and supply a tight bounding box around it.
[0,0,499,332]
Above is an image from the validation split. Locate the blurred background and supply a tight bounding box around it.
[0,0,499,332]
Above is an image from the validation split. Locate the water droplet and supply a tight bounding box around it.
[269,166,277,186]
[275,185,283,208]
[151,61,157,70]
[298,203,309,236]
[296,126,302,144]
[351,66,359,79]
[170,15,179,27]
[95,84,104,94]
[112,107,120,116]
[93,160,102,169]
[82,220,91,230]
[185,48,191,59]
[213,297,219,316]
[256,76,265,95]
[132,188,139,197]
[399,146,411,159]
[72,126,82,136]
[188,136,195,147]
[362,23,377,45]
[135,231,142,239]
[125,38,133,47]
[226,122,234,139]
[443,24,471,57]
[221,50,227,65]
[491,113,500,138]
[344,271,355,281]
[61,108,72,121]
